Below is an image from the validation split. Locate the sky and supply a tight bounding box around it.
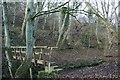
[1,0,118,22]
[62,0,118,23]
[33,0,119,21]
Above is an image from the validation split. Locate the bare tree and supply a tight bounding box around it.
[12,2,17,28]
[2,1,13,78]
[33,1,42,46]
[56,6,70,49]
[118,0,120,28]
[83,0,118,56]
[21,2,27,39]
[15,0,34,77]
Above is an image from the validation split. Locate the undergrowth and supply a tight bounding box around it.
[61,59,105,69]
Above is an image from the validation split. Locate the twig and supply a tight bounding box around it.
[32,1,70,19]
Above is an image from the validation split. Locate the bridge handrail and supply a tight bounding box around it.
[11,46,48,49]
[11,46,58,49]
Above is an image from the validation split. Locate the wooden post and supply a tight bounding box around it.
[48,47,53,73]
[19,48,22,62]
[47,47,58,73]
[43,48,46,68]
[39,48,42,60]
[14,48,17,59]
[33,48,37,66]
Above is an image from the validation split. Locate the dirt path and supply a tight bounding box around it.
[59,58,119,78]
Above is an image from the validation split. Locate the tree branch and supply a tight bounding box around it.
[83,0,118,39]
[32,1,70,19]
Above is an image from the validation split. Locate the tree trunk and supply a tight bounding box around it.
[12,2,17,28]
[104,1,112,56]
[118,1,120,56]
[56,6,71,49]
[118,1,120,28]
[15,0,34,78]
[58,9,66,33]
[42,15,46,30]
[33,1,43,46]
[21,4,28,39]
[2,2,13,78]
[56,13,68,48]
[95,1,101,48]
[62,15,71,45]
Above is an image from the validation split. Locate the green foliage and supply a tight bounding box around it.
[37,65,60,78]
[60,7,69,14]
[37,70,58,78]
[87,8,93,17]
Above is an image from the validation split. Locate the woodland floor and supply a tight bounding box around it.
[59,58,119,78]
[51,48,119,78]
[2,47,120,78]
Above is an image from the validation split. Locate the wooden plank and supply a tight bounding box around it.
[52,65,58,68]
[13,56,46,64]
[37,60,44,64]
[55,68,63,71]
[11,46,58,50]
[11,46,48,49]
[11,46,26,49]
[19,48,22,61]
[34,46,47,49]
[47,47,58,49]
[12,50,26,54]
[13,56,22,60]
[12,51,43,55]
[11,46,58,65]
[34,52,39,55]
[14,48,17,59]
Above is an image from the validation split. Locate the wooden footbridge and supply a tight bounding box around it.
[10,46,62,72]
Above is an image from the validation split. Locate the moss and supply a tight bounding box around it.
[62,59,105,69]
